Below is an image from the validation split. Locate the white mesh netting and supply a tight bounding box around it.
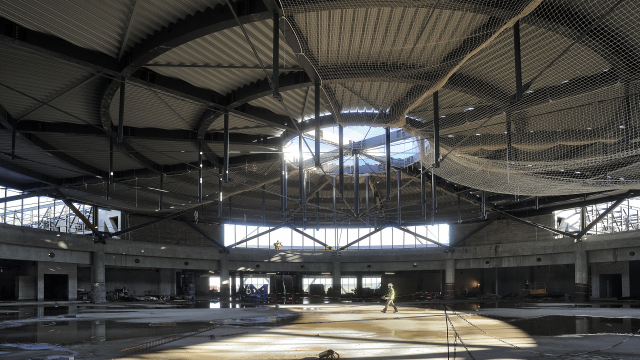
[280,0,640,196]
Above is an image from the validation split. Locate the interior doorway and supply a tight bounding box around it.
[44,274,69,300]
[599,274,622,298]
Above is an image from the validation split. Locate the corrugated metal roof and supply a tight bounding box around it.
[0,44,92,119]
[0,130,90,178]
[23,76,108,126]
[0,0,132,57]
[293,7,489,68]
[126,138,199,166]
[208,112,283,137]
[0,167,36,184]
[124,0,224,55]
[249,87,331,121]
[35,133,143,172]
[147,19,298,94]
[110,84,207,130]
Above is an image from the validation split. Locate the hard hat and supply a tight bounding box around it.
[388,283,393,287]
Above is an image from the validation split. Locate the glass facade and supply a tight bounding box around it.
[224,224,449,250]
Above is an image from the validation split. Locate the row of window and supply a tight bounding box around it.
[209,276,382,294]
[225,224,449,249]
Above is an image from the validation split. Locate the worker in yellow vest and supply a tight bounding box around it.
[381,283,398,313]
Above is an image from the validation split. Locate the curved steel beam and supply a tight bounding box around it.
[100,1,272,132]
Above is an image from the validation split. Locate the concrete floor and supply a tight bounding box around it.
[1,301,639,359]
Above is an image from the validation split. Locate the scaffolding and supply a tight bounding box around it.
[1,186,100,235]
[556,198,640,237]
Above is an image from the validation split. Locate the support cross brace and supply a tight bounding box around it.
[59,197,105,243]
[287,225,333,250]
[340,227,384,251]
[390,225,444,247]
[109,209,190,237]
[183,220,225,249]
[576,195,629,239]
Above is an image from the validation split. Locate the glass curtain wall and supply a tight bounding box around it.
[224,224,450,250]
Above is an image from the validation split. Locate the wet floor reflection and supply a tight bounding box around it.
[508,316,640,336]
[0,320,213,345]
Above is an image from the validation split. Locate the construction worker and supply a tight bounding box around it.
[524,278,530,289]
[381,283,398,313]
[273,241,282,250]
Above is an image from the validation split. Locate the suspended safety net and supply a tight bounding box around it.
[280,0,640,195]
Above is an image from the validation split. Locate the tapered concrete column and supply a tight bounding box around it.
[91,244,106,303]
[575,247,588,301]
[445,258,455,299]
[159,269,176,296]
[332,260,341,298]
[219,259,230,299]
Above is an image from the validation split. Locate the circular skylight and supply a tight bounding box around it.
[284,126,428,174]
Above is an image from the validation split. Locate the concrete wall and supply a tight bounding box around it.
[124,214,223,247]
[450,214,555,246]
[380,271,442,295]
[2,221,640,300]
[591,262,630,298]
[37,261,77,301]
[105,268,160,296]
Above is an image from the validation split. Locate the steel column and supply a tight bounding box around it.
[223,109,229,183]
[299,133,305,225]
[10,129,16,160]
[262,184,266,226]
[421,165,427,219]
[314,81,321,167]
[108,137,113,200]
[338,125,344,199]
[354,154,359,216]
[218,166,223,217]
[117,77,125,142]
[431,172,437,223]
[198,141,203,202]
[385,127,391,199]
[481,190,486,219]
[281,144,287,215]
[514,21,523,100]
[272,12,280,98]
[433,91,440,167]
[158,171,163,210]
[397,170,402,224]
[332,176,337,226]
[365,175,370,226]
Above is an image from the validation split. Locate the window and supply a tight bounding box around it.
[362,276,381,290]
[341,276,357,294]
[302,276,333,293]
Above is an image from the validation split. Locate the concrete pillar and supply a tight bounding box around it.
[356,274,363,296]
[91,320,106,342]
[219,258,230,299]
[575,247,588,301]
[91,245,106,303]
[445,258,455,299]
[231,273,237,299]
[159,268,176,296]
[239,272,244,292]
[332,260,341,298]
